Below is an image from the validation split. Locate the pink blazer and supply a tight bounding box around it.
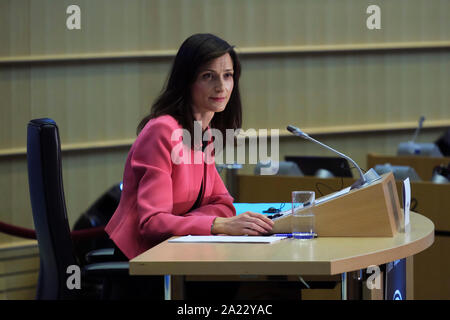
[105,115,236,259]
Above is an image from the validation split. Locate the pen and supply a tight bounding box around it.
[272,233,318,238]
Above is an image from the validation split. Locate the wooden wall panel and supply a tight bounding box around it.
[239,51,450,130]
[0,241,39,300]
[1,0,450,57]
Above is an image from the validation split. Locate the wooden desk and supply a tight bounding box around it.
[237,174,450,299]
[130,212,434,300]
[367,153,450,181]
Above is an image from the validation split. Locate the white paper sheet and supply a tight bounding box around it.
[403,178,411,228]
[316,186,351,205]
[168,235,286,243]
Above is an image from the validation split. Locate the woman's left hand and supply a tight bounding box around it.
[211,211,274,236]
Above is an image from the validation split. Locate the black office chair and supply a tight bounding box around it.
[26,118,131,300]
[73,183,121,265]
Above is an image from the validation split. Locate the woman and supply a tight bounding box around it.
[105,33,274,261]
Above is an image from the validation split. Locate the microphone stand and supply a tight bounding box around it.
[287,125,380,190]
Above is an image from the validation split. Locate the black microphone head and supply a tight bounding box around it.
[287,125,308,138]
[286,125,298,134]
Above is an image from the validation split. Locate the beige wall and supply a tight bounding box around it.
[1,0,449,244]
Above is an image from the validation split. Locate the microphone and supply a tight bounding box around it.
[411,116,425,143]
[397,116,443,156]
[287,125,374,190]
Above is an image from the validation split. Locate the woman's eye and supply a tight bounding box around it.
[224,73,233,79]
[202,73,212,80]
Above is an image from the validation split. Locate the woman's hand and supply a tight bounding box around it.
[211,211,274,236]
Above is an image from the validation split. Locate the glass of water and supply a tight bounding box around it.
[291,191,315,240]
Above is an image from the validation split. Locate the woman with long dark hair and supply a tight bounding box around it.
[106,33,273,261]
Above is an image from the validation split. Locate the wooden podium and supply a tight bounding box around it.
[272,172,403,237]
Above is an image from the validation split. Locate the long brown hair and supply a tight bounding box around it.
[137,33,242,147]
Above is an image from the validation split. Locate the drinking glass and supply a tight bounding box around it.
[291,191,315,240]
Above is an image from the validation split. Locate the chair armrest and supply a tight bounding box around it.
[85,247,115,263]
[83,261,130,278]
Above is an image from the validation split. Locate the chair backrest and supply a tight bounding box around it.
[254,161,304,176]
[27,118,77,300]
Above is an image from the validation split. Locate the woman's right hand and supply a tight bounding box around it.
[211,211,274,236]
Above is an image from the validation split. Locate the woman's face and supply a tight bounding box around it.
[191,53,234,116]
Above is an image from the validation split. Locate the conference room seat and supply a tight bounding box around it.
[26,118,157,299]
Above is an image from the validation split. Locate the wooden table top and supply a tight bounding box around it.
[130,212,434,276]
